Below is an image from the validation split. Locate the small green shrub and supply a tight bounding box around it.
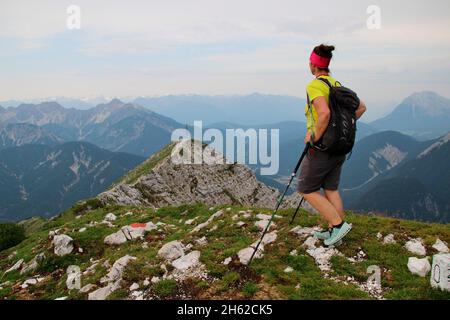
[153,279,178,298]
[0,223,25,251]
[36,254,82,273]
[242,282,258,297]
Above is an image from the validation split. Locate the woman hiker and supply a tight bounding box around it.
[298,44,367,246]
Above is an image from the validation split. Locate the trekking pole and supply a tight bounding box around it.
[289,196,305,225]
[248,143,310,266]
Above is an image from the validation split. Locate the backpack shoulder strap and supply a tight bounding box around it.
[316,77,333,88]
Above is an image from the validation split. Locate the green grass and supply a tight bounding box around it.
[113,142,176,186]
[153,279,178,298]
[1,203,449,300]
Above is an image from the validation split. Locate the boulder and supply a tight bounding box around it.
[21,253,45,274]
[101,255,136,283]
[172,251,201,271]
[383,234,396,244]
[104,213,117,221]
[122,225,146,240]
[88,281,121,300]
[432,239,449,253]
[5,259,24,274]
[255,220,276,231]
[238,245,264,265]
[104,230,128,245]
[158,240,185,261]
[405,238,426,256]
[260,231,277,245]
[52,234,74,256]
[407,257,431,277]
[21,277,42,289]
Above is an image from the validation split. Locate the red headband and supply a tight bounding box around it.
[310,51,331,69]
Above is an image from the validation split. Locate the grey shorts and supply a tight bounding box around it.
[297,148,346,194]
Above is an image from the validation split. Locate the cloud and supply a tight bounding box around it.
[1,0,450,111]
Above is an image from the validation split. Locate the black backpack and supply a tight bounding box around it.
[307,77,360,155]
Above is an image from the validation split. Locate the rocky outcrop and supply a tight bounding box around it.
[97,140,309,211]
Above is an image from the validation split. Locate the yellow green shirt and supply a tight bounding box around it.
[305,75,340,133]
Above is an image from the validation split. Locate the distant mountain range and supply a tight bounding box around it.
[1,91,450,222]
[342,132,450,223]
[0,142,144,222]
[0,123,63,150]
[133,93,305,126]
[0,99,182,157]
[370,91,450,140]
[340,131,430,190]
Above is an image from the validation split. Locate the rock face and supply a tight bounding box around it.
[97,139,306,210]
[407,257,431,277]
[52,235,74,256]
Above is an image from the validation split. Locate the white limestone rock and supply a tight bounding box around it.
[158,240,185,261]
[405,238,426,256]
[432,239,449,253]
[407,257,431,277]
[172,251,201,271]
[52,235,74,256]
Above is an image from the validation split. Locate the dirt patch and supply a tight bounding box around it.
[227,256,262,284]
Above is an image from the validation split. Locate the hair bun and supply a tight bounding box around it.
[313,44,335,59]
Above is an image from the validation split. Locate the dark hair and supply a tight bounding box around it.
[313,44,335,72]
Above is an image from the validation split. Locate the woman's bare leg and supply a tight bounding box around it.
[301,191,342,226]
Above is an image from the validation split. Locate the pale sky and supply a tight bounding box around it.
[1,0,450,120]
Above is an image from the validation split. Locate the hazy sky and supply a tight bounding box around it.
[1,0,450,120]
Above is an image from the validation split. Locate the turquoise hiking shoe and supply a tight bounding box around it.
[313,229,331,240]
[324,222,352,246]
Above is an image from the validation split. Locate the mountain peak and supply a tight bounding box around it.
[109,98,124,105]
[98,139,304,210]
[402,91,450,109]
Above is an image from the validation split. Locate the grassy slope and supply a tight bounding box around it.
[1,203,449,300]
[111,142,176,186]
